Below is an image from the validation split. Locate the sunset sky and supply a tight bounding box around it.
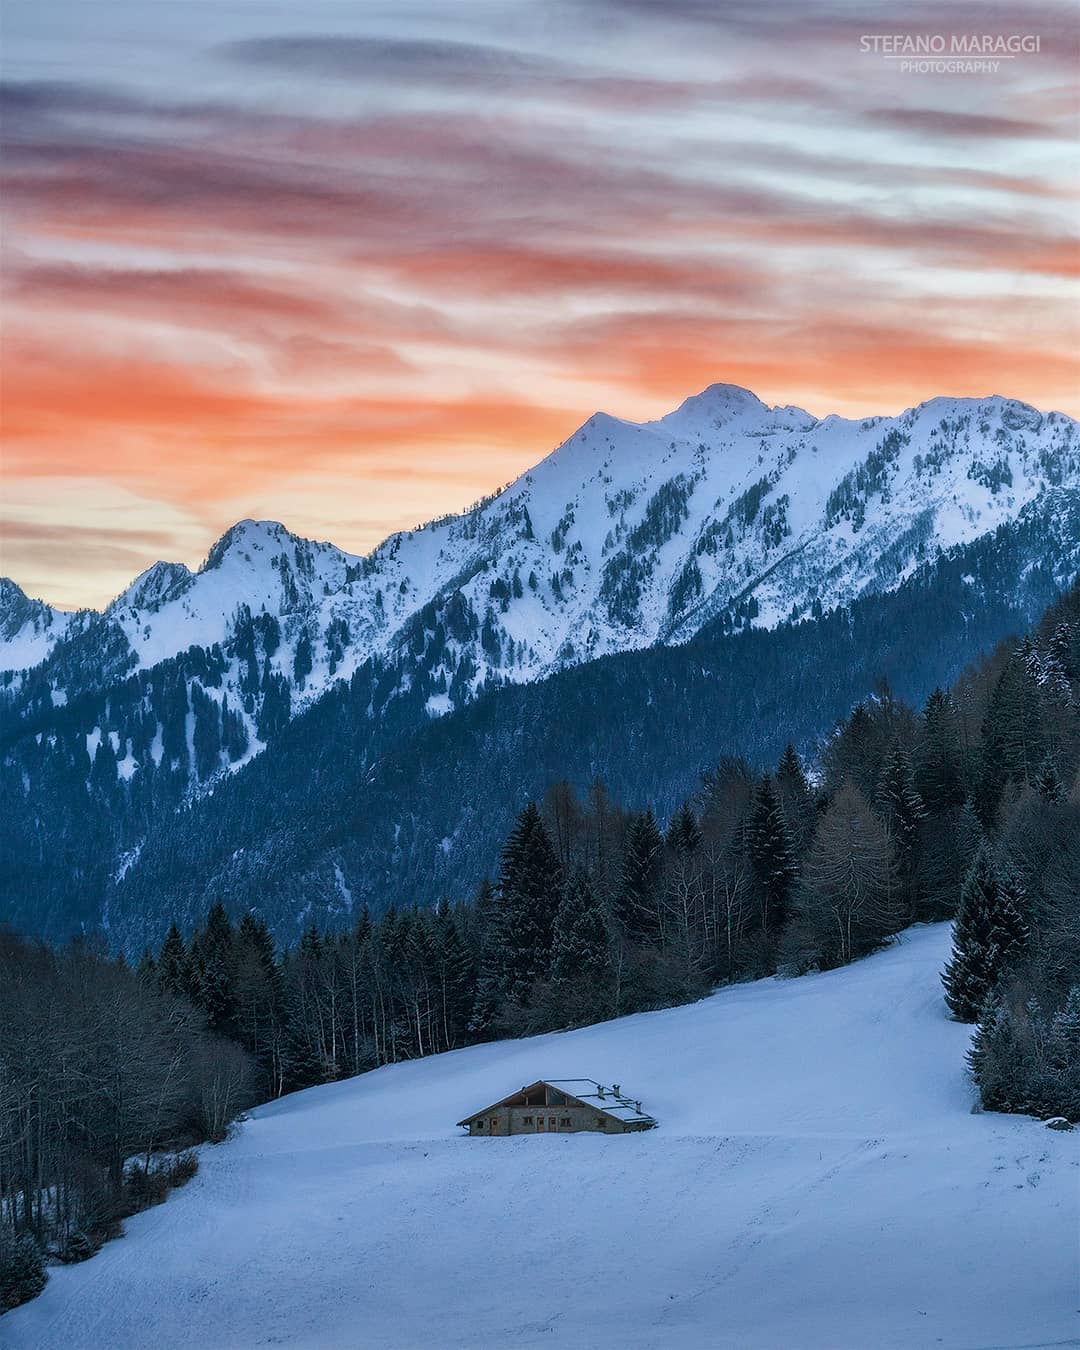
[2,0,1078,610]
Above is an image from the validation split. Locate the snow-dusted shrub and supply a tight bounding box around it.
[0,1229,47,1312]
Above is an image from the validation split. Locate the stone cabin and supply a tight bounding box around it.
[457,1079,657,1136]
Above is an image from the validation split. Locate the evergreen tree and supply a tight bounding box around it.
[916,688,964,815]
[1049,619,1078,680]
[220,694,249,761]
[235,912,281,1084]
[191,902,238,1037]
[495,803,564,1006]
[0,1232,47,1312]
[942,849,1029,1021]
[775,742,816,850]
[293,632,313,689]
[666,801,701,855]
[876,743,926,852]
[748,776,797,938]
[191,684,222,780]
[616,810,664,943]
[435,905,474,1049]
[1050,987,1080,1075]
[967,993,1017,1110]
[947,798,985,893]
[467,878,503,1038]
[976,650,1044,825]
[157,922,188,999]
[548,866,614,1025]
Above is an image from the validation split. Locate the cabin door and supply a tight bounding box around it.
[536,1117,545,1131]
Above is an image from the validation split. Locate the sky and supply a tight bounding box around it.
[2,0,1078,610]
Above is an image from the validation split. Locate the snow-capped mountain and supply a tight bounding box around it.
[4,383,1077,726]
[0,578,75,672]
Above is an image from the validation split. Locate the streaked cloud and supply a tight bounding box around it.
[1,0,1077,608]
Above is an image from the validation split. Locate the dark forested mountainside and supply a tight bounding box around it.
[110,513,1073,950]
[2,498,1076,949]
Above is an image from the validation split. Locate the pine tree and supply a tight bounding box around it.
[293,632,313,688]
[300,919,324,961]
[617,810,664,943]
[1050,987,1080,1074]
[748,776,797,939]
[235,912,281,1081]
[191,683,222,780]
[435,905,475,1049]
[495,803,564,1006]
[157,922,189,999]
[942,849,1028,1022]
[976,649,1045,825]
[955,799,985,879]
[916,688,964,815]
[1049,619,1078,680]
[191,902,238,1037]
[875,743,926,852]
[468,880,502,1038]
[775,742,815,850]
[548,866,614,1025]
[994,871,1030,955]
[666,801,701,854]
[967,993,1017,1110]
[0,1232,47,1312]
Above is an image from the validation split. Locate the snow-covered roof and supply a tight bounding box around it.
[545,1079,656,1125]
[458,1078,656,1127]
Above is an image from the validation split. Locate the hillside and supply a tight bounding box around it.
[4,924,1075,1350]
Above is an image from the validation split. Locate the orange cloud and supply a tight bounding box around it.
[2,1,1078,608]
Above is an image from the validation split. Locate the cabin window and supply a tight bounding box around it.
[476,1120,485,1129]
[522,1116,533,1124]
[560,1118,571,1127]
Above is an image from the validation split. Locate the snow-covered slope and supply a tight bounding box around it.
[0,578,76,672]
[6,925,1075,1350]
[105,521,359,671]
[4,387,1077,725]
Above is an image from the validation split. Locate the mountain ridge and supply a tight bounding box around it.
[4,385,1076,722]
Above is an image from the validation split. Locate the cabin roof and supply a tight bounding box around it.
[456,1077,656,1127]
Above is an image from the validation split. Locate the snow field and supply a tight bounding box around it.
[5,924,1077,1349]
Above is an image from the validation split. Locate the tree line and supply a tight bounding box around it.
[0,935,255,1311]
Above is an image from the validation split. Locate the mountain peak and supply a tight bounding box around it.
[203,519,294,570]
[0,576,73,667]
[0,575,29,609]
[654,383,770,435]
[108,560,193,616]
